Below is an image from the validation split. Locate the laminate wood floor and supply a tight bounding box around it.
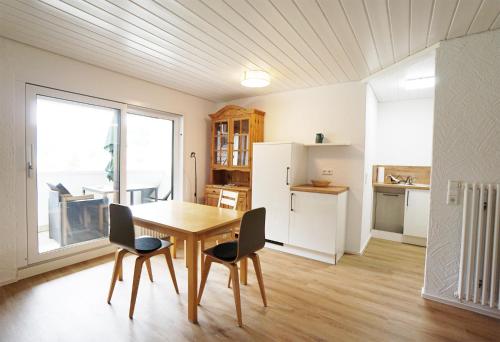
[1,239,499,341]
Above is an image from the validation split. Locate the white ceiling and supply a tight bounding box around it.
[0,0,499,102]
[368,49,436,102]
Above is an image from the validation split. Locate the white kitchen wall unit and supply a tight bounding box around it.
[289,190,347,263]
[219,82,368,254]
[252,142,307,243]
[403,189,430,246]
[252,142,348,264]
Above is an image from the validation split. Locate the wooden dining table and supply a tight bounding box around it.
[130,200,244,323]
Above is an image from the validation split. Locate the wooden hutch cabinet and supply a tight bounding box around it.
[205,105,265,211]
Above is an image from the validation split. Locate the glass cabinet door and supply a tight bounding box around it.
[213,121,229,166]
[232,118,250,167]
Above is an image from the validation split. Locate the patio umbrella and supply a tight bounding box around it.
[104,118,117,182]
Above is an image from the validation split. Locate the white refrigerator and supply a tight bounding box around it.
[252,142,307,244]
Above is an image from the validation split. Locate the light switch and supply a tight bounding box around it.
[447,180,460,205]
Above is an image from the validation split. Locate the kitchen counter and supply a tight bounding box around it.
[373,183,430,190]
[290,184,349,195]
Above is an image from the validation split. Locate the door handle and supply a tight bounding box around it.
[27,144,34,178]
[290,192,295,211]
[286,167,290,185]
[382,193,400,197]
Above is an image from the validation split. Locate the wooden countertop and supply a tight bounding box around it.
[373,183,430,190]
[290,184,349,195]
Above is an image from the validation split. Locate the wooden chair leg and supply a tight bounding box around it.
[240,257,248,285]
[250,253,267,307]
[118,264,123,282]
[164,248,179,294]
[227,273,232,288]
[197,256,213,305]
[129,257,145,319]
[230,264,243,327]
[107,249,126,304]
[145,259,153,282]
[170,236,177,259]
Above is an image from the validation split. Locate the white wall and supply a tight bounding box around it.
[423,29,500,316]
[0,37,215,284]
[360,85,378,252]
[376,98,434,166]
[217,82,369,253]
[0,38,17,284]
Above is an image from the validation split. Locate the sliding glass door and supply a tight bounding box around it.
[126,108,175,205]
[26,85,181,264]
[26,86,124,263]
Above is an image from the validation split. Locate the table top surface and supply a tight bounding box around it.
[130,201,244,234]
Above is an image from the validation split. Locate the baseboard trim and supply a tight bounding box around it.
[0,278,17,287]
[371,229,403,242]
[359,234,372,255]
[402,235,427,247]
[16,245,116,281]
[344,235,372,256]
[422,291,500,319]
[265,243,337,264]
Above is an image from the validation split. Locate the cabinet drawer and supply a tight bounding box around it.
[204,186,250,210]
[206,188,221,195]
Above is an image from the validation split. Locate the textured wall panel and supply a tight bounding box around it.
[424,30,500,304]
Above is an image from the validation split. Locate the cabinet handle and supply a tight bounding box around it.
[406,191,410,206]
[290,193,295,211]
[382,193,399,197]
[286,167,290,185]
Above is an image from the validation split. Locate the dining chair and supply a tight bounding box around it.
[172,189,239,262]
[197,207,267,327]
[177,190,239,269]
[217,189,239,209]
[107,203,179,319]
[198,189,239,274]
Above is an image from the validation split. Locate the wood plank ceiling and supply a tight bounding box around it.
[0,0,499,102]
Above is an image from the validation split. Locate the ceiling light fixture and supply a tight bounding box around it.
[241,70,270,88]
[404,76,435,90]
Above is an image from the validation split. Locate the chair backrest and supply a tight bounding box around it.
[236,207,266,260]
[218,190,239,210]
[109,203,136,250]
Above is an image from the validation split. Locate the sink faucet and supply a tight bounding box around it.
[405,176,415,185]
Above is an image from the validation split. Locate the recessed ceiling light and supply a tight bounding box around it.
[404,76,435,90]
[241,70,270,88]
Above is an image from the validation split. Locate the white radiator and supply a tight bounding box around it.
[134,226,168,239]
[457,183,500,309]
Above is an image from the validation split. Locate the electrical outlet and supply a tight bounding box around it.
[322,169,333,176]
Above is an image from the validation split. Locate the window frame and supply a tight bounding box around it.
[24,84,183,264]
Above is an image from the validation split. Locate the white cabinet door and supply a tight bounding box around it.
[289,191,337,254]
[252,143,292,243]
[403,189,430,238]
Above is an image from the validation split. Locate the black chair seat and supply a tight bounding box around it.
[205,240,238,261]
[134,236,169,254]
